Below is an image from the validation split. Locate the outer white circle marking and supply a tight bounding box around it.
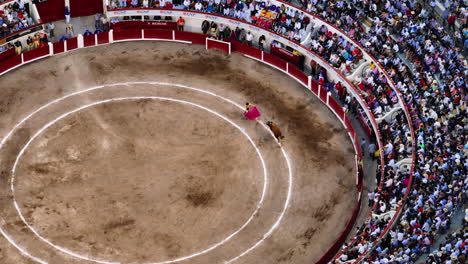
[0,82,293,264]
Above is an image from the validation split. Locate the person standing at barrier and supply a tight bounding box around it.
[48,22,55,39]
[101,16,109,32]
[14,39,22,55]
[210,22,218,38]
[239,29,247,43]
[368,189,375,207]
[246,31,253,46]
[66,24,75,38]
[360,138,367,151]
[33,33,40,49]
[234,27,241,42]
[65,6,71,24]
[259,35,266,50]
[26,36,33,51]
[94,13,101,31]
[368,143,376,160]
[218,23,225,39]
[177,16,185,31]
[223,26,231,41]
[39,32,48,47]
[83,29,93,36]
[201,20,210,34]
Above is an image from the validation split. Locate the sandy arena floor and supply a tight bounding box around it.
[0,42,358,264]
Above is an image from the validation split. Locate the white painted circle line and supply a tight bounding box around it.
[0,82,293,264]
[0,220,48,264]
[10,96,268,264]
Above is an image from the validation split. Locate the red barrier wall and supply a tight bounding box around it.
[263,52,287,71]
[328,97,344,118]
[0,48,15,62]
[311,80,319,94]
[67,37,78,51]
[23,45,49,62]
[230,41,261,59]
[112,21,177,31]
[97,32,109,44]
[83,35,96,47]
[144,29,173,40]
[113,30,142,41]
[344,116,355,139]
[0,55,22,74]
[358,112,372,138]
[319,86,328,102]
[271,44,301,65]
[287,63,308,84]
[316,192,362,264]
[206,39,230,54]
[53,41,65,54]
[174,31,207,45]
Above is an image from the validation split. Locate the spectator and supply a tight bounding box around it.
[201,20,209,34]
[258,34,266,50]
[65,23,74,38]
[26,35,33,50]
[83,29,93,36]
[47,22,55,39]
[65,6,70,24]
[177,16,185,31]
[14,39,21,54]
[246,31,253,46]
[0,0,36,38]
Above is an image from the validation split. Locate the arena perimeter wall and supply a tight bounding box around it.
[0,8,390,263]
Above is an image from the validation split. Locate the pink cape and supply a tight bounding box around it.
[244,106,261,120]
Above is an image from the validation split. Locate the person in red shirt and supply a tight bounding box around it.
[448,13,456,32]
[165,1,173,8]
[177,16,185,31]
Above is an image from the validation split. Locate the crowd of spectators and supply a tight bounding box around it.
[290,0,468,263]
[425,208,467,264]
[426,209,468,264]
[108,0,313,43]
[107,0,371,76]
[0,0,35,38]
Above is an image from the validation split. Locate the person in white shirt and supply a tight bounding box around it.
[18,0,25,12]
[294,21,301,31]
[246,31,253,46]
[195,1,202,11]
[234,9,241,19]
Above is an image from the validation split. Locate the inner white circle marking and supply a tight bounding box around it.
[11,96,268,264]
[0,83,293,264]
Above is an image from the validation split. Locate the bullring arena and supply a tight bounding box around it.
[1,1,467,264]
[0,42,358,264]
